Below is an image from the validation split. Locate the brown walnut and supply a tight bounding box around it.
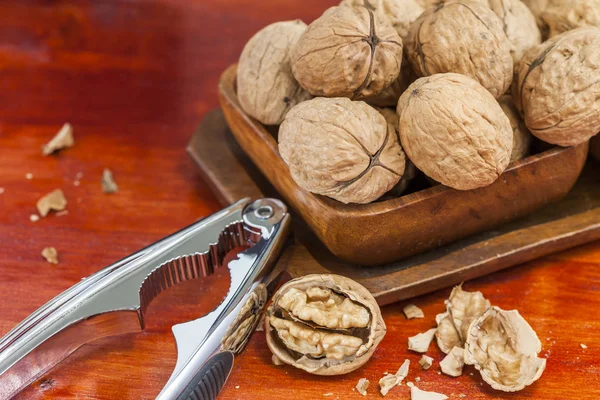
[265,274,386,375]
[397,73,512,190]
[405,0,513,98]
[541,0,600,38]
[498,96,532,162]
[279,97,406,204]
[291,6,403,99]
[237,20,311,125]
[513,27,600,147]
[340,0,424,39]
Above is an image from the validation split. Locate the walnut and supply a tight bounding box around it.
[379,359,409,396]
[405,0,513,98]
[408,328,436,353]
[498,96,533,162]
[279,97,406,204]
[486,0,542,63]
[291,6,403,99]
[397,73,512,190]
[464,306,547,392]
[513,27,600,147]
[403,304,424,319]
[237,20,311,125]
[221,284,267,354]
[418,355,433,370]
[265,274,386,375]
[541,0,600,38]
[340,0,424,39]
[439,346,465,377]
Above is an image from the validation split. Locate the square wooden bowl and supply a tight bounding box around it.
[218,64,589,266]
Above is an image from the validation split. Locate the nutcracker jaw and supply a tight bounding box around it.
[0,198,290,400]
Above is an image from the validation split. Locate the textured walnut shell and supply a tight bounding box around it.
[541,0,600,38]
[513,27,600,146]
[237,20,311,125]
[265,274,386,375]
[397,73,512,190]
[522,0,549,34]
[221,284,267,354]
[487,0,542,62]
[340,0,424,39]
[291,6,403,99]
[464,306,546,392]
[498,96,532,162]
[405,0,513,98]
[279,97,406,204]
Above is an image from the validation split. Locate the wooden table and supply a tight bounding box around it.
[0,1,598,399]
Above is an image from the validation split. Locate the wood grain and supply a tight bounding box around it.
[218,65,590,265]
[189,108,600,305]
[0,1,598,399]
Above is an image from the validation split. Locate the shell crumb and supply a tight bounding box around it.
[101,169,118,193]
[580,343,588,349]
[30,214,40,222]
[404,304,425,319]
[25,173,33,180]
[356,378,369,396]
[36,189,67,217]
[41,247,58,264]
[42,123,74,156]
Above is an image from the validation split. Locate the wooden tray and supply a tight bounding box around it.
[218,64,589,265]
[188,109,600,305]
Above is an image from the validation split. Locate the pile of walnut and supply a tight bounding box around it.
[237,0,600,204]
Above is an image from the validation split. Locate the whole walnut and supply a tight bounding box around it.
[291,6,403,99]
[265,274,386,375]
[339,0,424,39]
[405,0,513,98]
[237,20,311,125]
[513,27,600,147]
[542,0,600,38]
[498,96,533,162]
[486,0,542,63]
[279,97,406,204]
[397,73,512,190]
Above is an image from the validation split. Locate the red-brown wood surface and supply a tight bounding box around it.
[0,1,598,399]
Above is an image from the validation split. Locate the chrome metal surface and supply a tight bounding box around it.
[0,198,290,400]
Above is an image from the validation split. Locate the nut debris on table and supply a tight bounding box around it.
[36,189,67,217]
[42,123,74,156]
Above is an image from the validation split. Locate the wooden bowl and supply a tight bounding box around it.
[218,64,589,266]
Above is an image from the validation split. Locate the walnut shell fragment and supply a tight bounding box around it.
[265,274,386,375]
[410,385,449,400]
[379,359,409,396]
[408,328,436,353]
[514,27,600,146]
[237,20,311,125]
[419,355,433,370]
[397,74,512,190]
[405,0,513,98]
[101,168,118,194]
[486,0,542,63]
[356,377,370,396]
[435,312,461,354]
[446,285,491,340]
[403,304,424,319]
[498,96,533,162]
[439,346,465,377]
[221,284,267,354]
[291,6,403,99]
[36,189,67,217]
[41,247,58,265]
[279,97,406,204]
[541,0,600,38]
[464,306,547,392]
[42,123,74,156]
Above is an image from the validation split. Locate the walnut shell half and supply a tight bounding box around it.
[513,27,600,146]
[405,0,513,98]
[464,306,546,392]
[291,6,403,99]
[265,274,386,375]
[279,97,406,204]
[397,73,512,190]
[237,20,311,125]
